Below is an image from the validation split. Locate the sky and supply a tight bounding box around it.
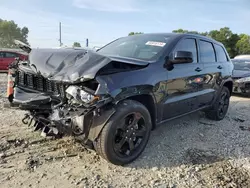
[0,0,250,48]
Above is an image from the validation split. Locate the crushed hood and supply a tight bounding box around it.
[25,48,149,83]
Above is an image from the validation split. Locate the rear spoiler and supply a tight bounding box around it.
[14,39,32,54]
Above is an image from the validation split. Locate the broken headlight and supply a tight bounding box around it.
[66,86,97,103]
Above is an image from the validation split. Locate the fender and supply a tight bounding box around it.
[87,84,158,142]
[220,77,233,93]
[210,77,233,105]
[110,85,158,127]
[88,105,116,142]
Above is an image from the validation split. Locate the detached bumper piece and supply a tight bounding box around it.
[22,111,62,138]
[233,82,250,94]
[12,87,52,110]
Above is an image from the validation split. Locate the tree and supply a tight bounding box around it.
[128,32,143,36]
[236,34,250,55]
[0,19,29,48]
[73,42,81,47]
[127,27,250,57]
[208,27,240,58]
[172,29,204,35]
[172,27,241,57]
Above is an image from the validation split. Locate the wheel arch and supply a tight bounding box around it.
[88,84,158,143]
[110,85,157,129]
[222,79,233,95]
[124,94,157,129]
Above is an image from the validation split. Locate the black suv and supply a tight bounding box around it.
[10,34,233,165]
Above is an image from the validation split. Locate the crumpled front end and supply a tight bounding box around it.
[9,47,148,147]
[10,63,116,148]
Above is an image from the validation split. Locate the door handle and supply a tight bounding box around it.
[217,65,222,69]
[195,67,202,72]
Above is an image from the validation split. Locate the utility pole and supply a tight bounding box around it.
[86,38,89,47]
[59,22,62,47]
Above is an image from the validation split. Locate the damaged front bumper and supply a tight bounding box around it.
[11,69,116,147]
[16,86,116,146]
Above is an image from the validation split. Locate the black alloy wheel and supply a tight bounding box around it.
[113,112,147,157]
[94,100,152,165]
[205,86,231,121]
[217,89,230,119]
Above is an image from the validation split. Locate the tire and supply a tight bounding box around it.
[205,86,230,121]
[94,100,152,165]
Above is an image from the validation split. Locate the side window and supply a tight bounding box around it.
[214,44,228,62]
[199,40,216,63]
[5,52,18,58]
[174,38,198,62]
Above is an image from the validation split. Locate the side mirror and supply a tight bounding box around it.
[171,51,193,64]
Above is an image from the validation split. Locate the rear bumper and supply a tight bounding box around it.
[233,81,250,94]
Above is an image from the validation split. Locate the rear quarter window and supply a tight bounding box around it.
[214,44,228,62]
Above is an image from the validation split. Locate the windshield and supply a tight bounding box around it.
[97,35,170,61]
[232,59,250,71]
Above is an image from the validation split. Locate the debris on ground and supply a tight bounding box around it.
[233,117,246,122]
[185,148,223,165]
[199,161,250,187]
[25,157,41,171]
[239,126,250,131]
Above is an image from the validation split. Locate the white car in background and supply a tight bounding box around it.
[234,55,250,59]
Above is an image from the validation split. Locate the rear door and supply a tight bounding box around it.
[197,39,223,105]
[214,43,230,73]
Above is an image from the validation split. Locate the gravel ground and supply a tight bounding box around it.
[1,74,250,188]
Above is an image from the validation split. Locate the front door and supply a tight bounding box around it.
[162,38,206,120]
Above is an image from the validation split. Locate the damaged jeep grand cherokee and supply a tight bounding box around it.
[9,33,233,165]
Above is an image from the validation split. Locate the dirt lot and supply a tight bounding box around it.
[1,74,250,188]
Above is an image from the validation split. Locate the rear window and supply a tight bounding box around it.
[214,44,228,62]
[199,40,216,63]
